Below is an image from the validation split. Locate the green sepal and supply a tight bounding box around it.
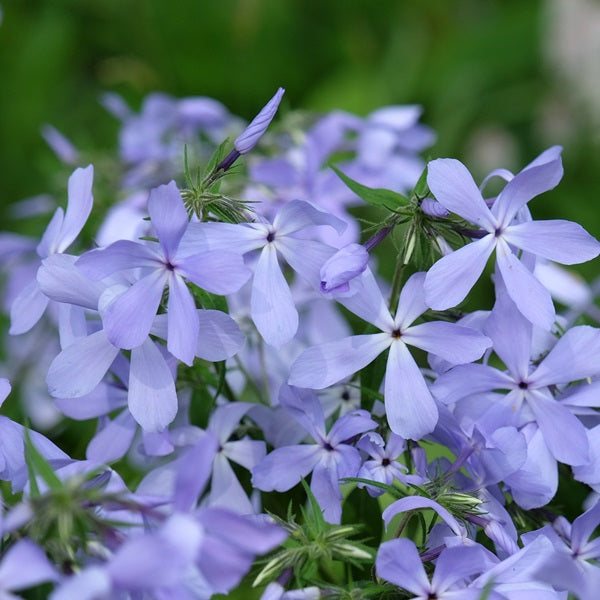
[332,166,409,211]
[24,428,63,496]
[412,165,429,199]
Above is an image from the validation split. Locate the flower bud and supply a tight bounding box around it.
[234,87,285,155]
[320,243,369,294]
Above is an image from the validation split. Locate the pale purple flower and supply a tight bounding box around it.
[252,385,377,523]
[290,270,491,440]
[0,539,58,594]
[424,148,600,329]
[433,292,600,466]
[181,199,345,347]
[77,180,249,364]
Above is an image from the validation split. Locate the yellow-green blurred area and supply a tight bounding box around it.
[0,0,599,277]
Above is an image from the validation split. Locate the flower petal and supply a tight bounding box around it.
[252,445,321,492]
[530,325,600,387]
[47,330,119,398]
[86,412,137,463]
[103,269,167,349]
[148,180,188,259]
[167,274,199,366]
[527,390,589,466]
[376,538,430,594]
[424,235,495,310]
[495,239,555,330]
[503,220,600,265]
[9,279,49,335]
[177,250,250,295]
[251,244,298,347]
[210,453,255,514]
[196,309,244,361]
[289,333,391,389]
[273,199,346,236]
[492,156,563,225]
[128,339,178,432]
[403,321,491,364]
[394,272,428,329]
[385,341,438,440]
[56,165,94,253]
[427,158,496,229]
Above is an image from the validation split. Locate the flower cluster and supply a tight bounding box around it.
[0,86,600,599]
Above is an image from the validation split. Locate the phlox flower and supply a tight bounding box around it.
[424,147,600,329]
[76,180,249,365]
[290,270,491,440]
[181,199,346,347]
[252,384,377,523]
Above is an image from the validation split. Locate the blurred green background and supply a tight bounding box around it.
[1,0,599,278]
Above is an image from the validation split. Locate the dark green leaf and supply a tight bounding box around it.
[332,166,409,211]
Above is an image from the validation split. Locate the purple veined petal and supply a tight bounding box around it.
[198,507,287,556]
[318,243,369,293]
[483,291,532,380]
[76,240,163,280]
[384,340,438,440]
[495,239,555,330]
[251,244,298,347]
[86,411,137,463]
[142,429,174,457]
[524,145,563,170]
[128,339,178,432]
[166,274,199,366]
[56,164,94,253]
[54,383,127,420]
[338,268,396,332]
[103,268,168,349]
[147,181,188,259]
[223,438,266,471]
[179,221,265,256]
[38,253,105,310]
[177,249,250,295]
[479,167,515,191]
[527,390,589,466]
[208,402,256,444]
[394,271,428,329]
[427,158,496,230]
[36,207,64,258]
[173,432,218,512]
[50,567,111,600]
[210,453,255,514]
[503,220,600,265]
[288,333,392,390]
[530,325,600,387]
[376,538,430,594]
[383,495,464,536]
[8,279,49,335]
[424,235,496,310]
[504,424,557,510]
[491,156,563,225]
[273,199,347,237]
[47,330,120,398]
[276,236,337,290]
[195,309,244,361]
[403,321,491,364]
[279,384,327,442]
[431,545,489,593]
[327,410,377,446]
[251,445,322,492]
[311,459,344,523]
[0,538,58,590]
[571,501,600,555]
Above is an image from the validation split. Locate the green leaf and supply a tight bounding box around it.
[24,429,63,494]
[331,166,409,211]
[300,478,327,534]
[413,165,429,198]
[340,477,405,499]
